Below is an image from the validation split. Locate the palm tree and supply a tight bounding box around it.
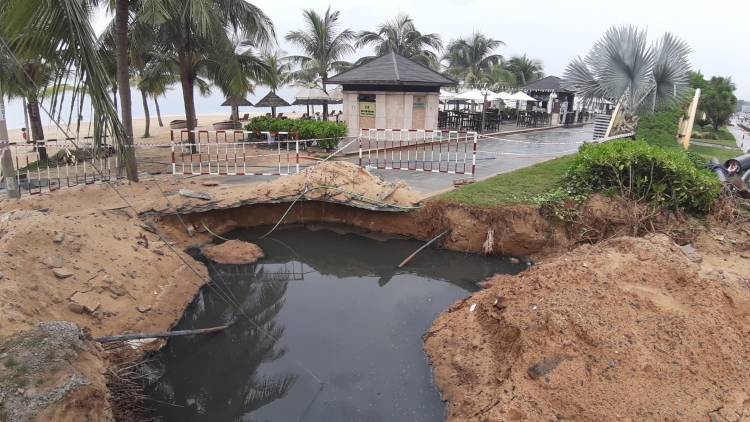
[2,0,138,180]
[504,54,544,87]
[114,0,137,180]
[482,64,516,92]
[285,7,355,120]
[137,64,177,127]
[354,13,442,69]
[0,47,58,160]
[442,31,505,88]
[562,25,691,134]
[256,50,293,117]
[140,0,275,151]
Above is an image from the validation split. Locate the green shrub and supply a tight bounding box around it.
[244,117,347,149]
[564,139,720,213]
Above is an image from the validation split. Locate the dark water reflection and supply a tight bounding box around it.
[145,225,525,421]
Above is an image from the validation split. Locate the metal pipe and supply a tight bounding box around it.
[709,157,727,182]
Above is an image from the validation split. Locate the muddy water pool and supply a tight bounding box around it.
[145,225,525,421]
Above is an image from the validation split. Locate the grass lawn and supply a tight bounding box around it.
[688,144,743,163]
[435,154,576,206]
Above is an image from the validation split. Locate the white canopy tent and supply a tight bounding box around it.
[489,92,513,101]
[507,91,538,102]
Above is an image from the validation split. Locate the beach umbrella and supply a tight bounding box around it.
[292,87,333,116]
[254,91,290,118]
[507,91,538,102]
[221,97,254,122]
[328,86,344,104]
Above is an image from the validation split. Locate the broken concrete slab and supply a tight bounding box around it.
[178,189,212,200]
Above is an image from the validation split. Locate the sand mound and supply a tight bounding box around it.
[425,234,750,422]
[202,240,264,264]
[144,161,421,215]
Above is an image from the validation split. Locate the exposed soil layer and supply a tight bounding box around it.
[201,240,264,264]
[424,233,750,422]
[0,161,744,421]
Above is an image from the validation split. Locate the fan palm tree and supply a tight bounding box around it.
[442,31,505,87]
[140,0,275,151]
[562,25,691,133]
[354,13,443,69]
[2,0,139,180]
[285,7,355,120]
[504,54,544,87]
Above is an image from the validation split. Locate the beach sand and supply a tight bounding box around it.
[4,111,307,146]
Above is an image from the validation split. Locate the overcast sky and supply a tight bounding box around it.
[4,0,748,129]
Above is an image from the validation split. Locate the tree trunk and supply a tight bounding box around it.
[112,85,118,113]
[177,44,197,153]
[154,97,164,127]
[27,94,47,161]
[322,76,328,120]
[140,89,150,137]
[114,0,138,182]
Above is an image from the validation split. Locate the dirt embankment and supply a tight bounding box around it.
[0,160,742,421]
[425,233,750,422]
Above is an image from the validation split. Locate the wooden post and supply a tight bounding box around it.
[679,89,701,150]
[0,85,20,199]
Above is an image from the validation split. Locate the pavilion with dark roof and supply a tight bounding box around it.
[327,52,456,135]
[521,76,576,121]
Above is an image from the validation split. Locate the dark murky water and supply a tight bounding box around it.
[145,225,525,421]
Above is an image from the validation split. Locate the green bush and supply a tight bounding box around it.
[244,117,347,149]
[564,139,720,214]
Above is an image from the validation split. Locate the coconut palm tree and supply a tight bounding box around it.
[504,54,544,87]
[140,0,275,151]
[285,7,355,120]
[482,64,516,92]
[442,31,505,87]
[255,50,293,118]
[562,25,691,133]
[2,0,138,180]
[354,13,442,69]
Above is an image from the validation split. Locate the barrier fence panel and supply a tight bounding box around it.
[1,138,123,196]
[170,130,300,176]
[359,129,477,176]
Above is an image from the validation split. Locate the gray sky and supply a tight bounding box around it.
[255,0,747,98]
[4,0,748,129]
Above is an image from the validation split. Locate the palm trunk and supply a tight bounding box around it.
[112,85,118,113]
[140,89,151,137]
[115,0,138,182]
[177,44,197,153]
[154,97,164,127]
[322,76,328,120]
[27,94,47,161]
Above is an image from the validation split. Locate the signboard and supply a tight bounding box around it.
[359,103,375,117]
[413,96,425,109]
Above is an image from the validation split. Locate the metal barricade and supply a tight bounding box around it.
[358,129,477,175]
[170,130,300,176]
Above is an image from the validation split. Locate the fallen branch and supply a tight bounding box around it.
[94,325,228,343]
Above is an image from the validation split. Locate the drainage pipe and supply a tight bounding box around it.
[725,153,750,175]
[708,157,728,183]
[398,229,451,268]
[93,325,229,343]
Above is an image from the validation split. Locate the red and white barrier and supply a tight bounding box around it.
[358,129,478,176]
[170,130,301,176]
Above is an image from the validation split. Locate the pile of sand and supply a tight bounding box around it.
[425,234,750,421]
[143,161,421,215]
[201,240,264,264]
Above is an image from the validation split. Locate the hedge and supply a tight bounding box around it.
[244,117,346,149]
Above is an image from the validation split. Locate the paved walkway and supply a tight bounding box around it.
[728,122,749,153]
[365,126,595,197]
[202,125,597,198]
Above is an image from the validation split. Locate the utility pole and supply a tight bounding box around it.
[0,82,21,198]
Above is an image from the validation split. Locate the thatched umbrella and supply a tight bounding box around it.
[254,92,290,118]
[221,97,254,123]
[292,87,333,116]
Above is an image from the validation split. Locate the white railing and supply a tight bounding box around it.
[359,129,478,176]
